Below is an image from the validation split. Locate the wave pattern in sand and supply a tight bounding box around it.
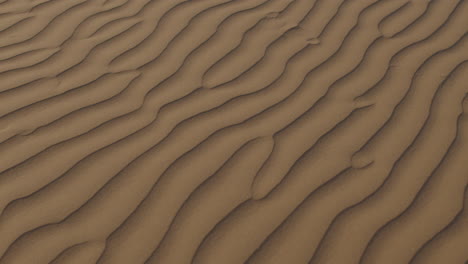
[0,0,467,263]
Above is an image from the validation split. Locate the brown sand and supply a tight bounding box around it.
[0,0,467,263]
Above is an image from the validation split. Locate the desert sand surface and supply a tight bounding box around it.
[0,0,467,263]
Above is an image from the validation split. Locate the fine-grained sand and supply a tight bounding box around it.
[0,0,467,263]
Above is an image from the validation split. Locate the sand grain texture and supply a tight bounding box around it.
[0,0,467,263]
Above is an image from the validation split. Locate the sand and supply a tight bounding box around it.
[0,0,467,263]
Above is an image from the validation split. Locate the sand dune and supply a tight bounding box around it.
[0,0,467,263]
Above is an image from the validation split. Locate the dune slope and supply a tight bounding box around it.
[0,0,467,263]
